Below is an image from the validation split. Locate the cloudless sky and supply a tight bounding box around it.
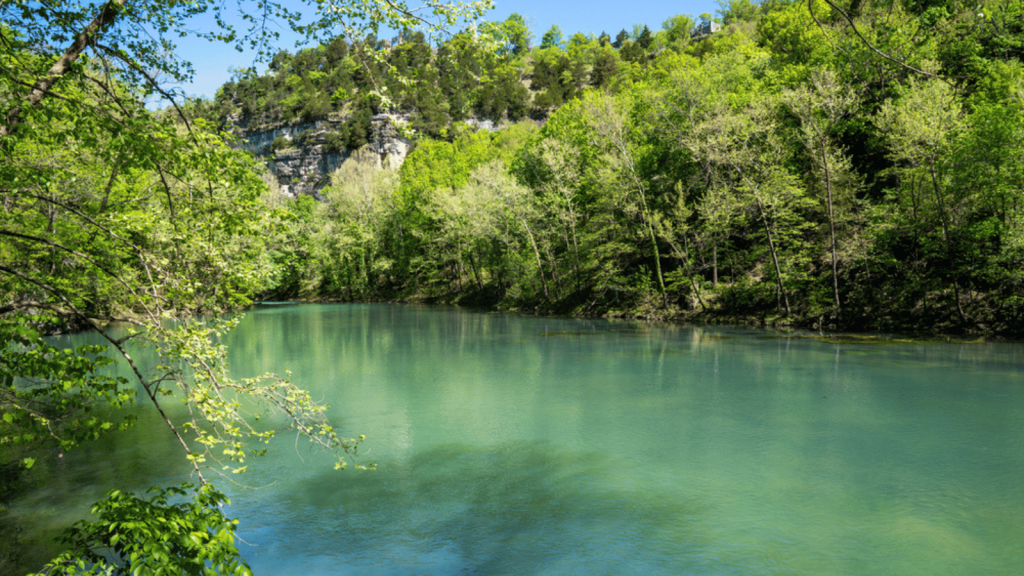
[168,0,720,100]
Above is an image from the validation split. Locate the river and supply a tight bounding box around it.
[6,303,1024,574]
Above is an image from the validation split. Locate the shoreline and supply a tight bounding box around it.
[252,297,1016,344]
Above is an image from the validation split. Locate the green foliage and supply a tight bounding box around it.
[757,0,833,70]
[662,14,696,49]
[280,0,1024,334]
[0,320,135,454]
[35,484,251,576]
[590,46,621,88]
[270,136,290,151]
[613,29,630,49]
[212,10,537,135]
[637,25,654,50]
[541,25,566,51]
[717,0,761,25]
[0,0,492,569]
[174,1,1023,334]
[486,13,532,56]
[398,129,506,206]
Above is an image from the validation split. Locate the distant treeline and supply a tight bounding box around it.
[201,11,750,140]
[232,0,1023,336]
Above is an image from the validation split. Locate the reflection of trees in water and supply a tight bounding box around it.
[2,403,195,575]
[0,460,28,573]
[276,441,712,573]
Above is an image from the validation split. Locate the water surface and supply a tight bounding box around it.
[8,304,1024,574]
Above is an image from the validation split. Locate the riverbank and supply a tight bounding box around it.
[277,286,1016,343]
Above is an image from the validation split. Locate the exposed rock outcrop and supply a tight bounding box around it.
[268,146,348,199]
[232,114,413,199]
[367,114,413,169]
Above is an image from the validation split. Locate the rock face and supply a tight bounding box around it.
[367,114,413,169]
[267,146,348,199]
[233,114,413,199]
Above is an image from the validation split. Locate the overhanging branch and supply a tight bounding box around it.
[1,0,128,139]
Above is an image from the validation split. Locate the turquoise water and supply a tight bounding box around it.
[7,304,1024,574]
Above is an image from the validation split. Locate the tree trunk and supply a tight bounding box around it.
[712,242,718,288]
[670,235,706,312]
[562,192,582,294]
[2,0,128,139]
[598,114,667,306]
[755,197,791,316]
[521,220,550,300]
[467,250,484,292]
[645,215,668,308]
[543,243,563,299]
[821,147,841,312]
[928,157,967,324]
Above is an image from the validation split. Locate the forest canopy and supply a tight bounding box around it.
[245,0,1024,337]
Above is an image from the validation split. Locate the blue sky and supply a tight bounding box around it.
[167,0,720,100]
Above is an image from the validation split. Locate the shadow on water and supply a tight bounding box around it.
[0,460,29,573]
[254,441,715,574]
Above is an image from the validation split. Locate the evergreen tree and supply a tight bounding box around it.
[541,25,565,50]
[637,25,653,49]
[613,29,630,49]
[591,47,620,87]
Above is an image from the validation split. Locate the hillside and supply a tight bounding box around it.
[198,14,697,196]
[203,2,1024,337]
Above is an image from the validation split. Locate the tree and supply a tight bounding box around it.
[541,25,565,51]
[512,133,589,300]
[662,14,696,49]
[0,76,370,573]
[480,12,532,57]
[582,91,669,306]
[613,29,630,49]
[323,149,400,297]
[717,0,761,25]
[785,69,859,313]
[39,484,252,576]
[686,94,814,317]
[756,0,832,70]
[875,77,971,324]
[956,90,1024,328]
[590,45,621,88]
[502,13,533,56]
[620,40,646,64]
[1,0,489,572]
[1,0,490,139]
[637,25,654,49]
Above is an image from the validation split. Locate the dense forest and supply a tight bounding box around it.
[1,0,1023,572]
[208,0,1024,336]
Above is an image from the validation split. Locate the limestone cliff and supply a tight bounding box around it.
[232,114,413,199]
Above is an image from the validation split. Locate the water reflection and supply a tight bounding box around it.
[7,304,1024,575]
